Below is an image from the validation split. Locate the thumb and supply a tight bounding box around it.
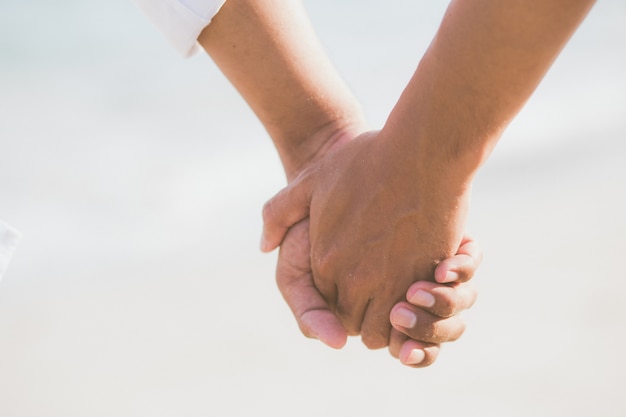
[261,173,313,252]
[276,219,347,349]
[299,308,347,350]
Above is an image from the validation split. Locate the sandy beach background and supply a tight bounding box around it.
[1,1,625,416]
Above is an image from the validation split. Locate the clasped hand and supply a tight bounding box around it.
[261,130,480,367]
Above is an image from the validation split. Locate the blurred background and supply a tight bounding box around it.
[0,0,624,415]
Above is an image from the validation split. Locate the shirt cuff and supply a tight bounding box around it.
[134,0,228,57]
[0,220,21,281]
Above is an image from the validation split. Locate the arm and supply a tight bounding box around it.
[197,0,367,181]
[198,0,365,348]
[381,0,596,184]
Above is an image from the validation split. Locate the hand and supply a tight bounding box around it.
[276,217,481,366]
[264,130,472,349]
[276,217,347,349]
[389,235,481,367]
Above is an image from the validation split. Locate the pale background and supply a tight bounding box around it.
[1,1,625,416]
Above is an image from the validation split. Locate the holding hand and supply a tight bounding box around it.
[276,215,480,367]
[142,0,595,369]
[263,130,471,350]
[389,236,481,367]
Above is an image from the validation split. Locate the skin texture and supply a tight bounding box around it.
[198,0,482,365]
[261,0,595,349]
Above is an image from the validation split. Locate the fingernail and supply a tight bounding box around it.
[391,307,417,329]
[441,271,459,283]
[406,349,425,365]
[408,289,435,308]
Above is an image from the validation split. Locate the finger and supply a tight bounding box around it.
[435,235,483,283]
[278,264,347,349]
[398,338,441,368]
[389,301,467,344]
[388,328,406,359]
[276,221,347,349]
[261,173,314,252]
[333,284,371,338]
[359,296,393,350]
[404,280,478,318]
[389,329,441,368]
[299,308,347,349]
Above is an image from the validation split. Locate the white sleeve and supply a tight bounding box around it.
[133,0,228,57]
[0,220,20,281]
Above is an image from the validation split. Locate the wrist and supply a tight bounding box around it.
[377,124,482,201]
[277,112,369,182]
[378,73,498,194]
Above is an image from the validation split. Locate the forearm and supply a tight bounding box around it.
[381,0,595,184]
[197,0,366,180]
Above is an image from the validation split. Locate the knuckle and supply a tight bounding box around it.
[456,269,472,283]
[423,321,438,341]
[311,248,338,280]
[431,287,461,318]
[449,317,467,342]
[438,301,457,319]
[405,306,448,343]
[410,317,438,343]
